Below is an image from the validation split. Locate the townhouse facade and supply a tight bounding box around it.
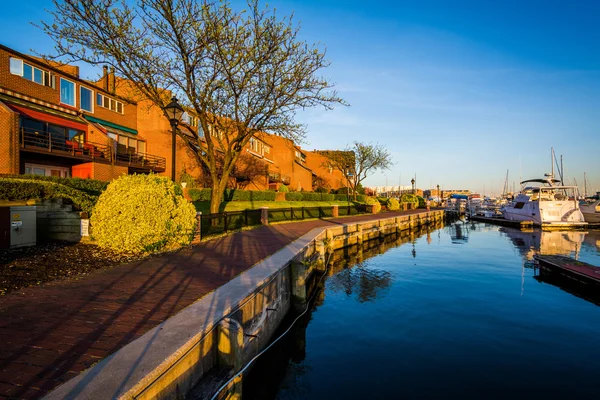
[0,44,346,193]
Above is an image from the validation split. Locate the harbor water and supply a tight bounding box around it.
[244,221,600,399]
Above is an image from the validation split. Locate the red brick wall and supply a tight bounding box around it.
[91,162,128,181]
[304,152,345,190]
[0,47,137,131]
[266,135,313,191]
[0,101,19,174]
[135,98,203,181]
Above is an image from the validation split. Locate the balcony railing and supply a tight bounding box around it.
[115,151,166,170]
[21,128,111,160]
[20,128,166,171]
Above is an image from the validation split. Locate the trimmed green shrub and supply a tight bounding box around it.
[400,193,419,208]
[364,196,382,214]
[188,188,276,202]
[285,192,303,201]
[388,198,400,211]
[417,195,426,208]
[91,174,196,253]
[332,193,366,203]
[0,178,97,213]
[314,187,329,193]
[0,174,108,196]
[278,185,289,193]
[223,189,276,201]
[188,188,212,202]
[377,197,390,206]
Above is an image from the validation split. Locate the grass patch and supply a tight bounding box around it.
[194,200,359,214]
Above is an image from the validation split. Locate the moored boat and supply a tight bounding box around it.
[501,176,586,228]
[580,193,600,223]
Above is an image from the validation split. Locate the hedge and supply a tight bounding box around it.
[0,178,97,213]
[285,192,303,201]
[0,174,108,196]
[332,194,366,203]
[91,174,196,253]
[188,188,276,202]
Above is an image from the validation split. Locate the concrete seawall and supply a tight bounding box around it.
[45,210,445,400]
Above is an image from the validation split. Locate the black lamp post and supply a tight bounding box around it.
[437,184,440,204]
[164,96,184,181]
[411,178,415,194]
[344,165,351,204]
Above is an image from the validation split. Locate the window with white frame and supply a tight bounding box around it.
[9,57,55,88]
[60,78,76,107]
[80,86,93,112]
[96,93,124,114]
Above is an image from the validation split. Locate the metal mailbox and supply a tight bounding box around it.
[0,206,37,249]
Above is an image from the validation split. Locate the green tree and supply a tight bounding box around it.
[41,0,346,213]
[321,142,393,200]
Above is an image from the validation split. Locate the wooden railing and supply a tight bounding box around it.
[115,151,166,170]
[21,128,111,160]
[20,128,166,171]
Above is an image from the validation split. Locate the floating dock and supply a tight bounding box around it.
[469,215,533,229]
[535,255,600,285]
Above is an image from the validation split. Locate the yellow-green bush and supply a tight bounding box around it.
[364,196,382,214]
[91,174,197,253]
[388,197,400,211]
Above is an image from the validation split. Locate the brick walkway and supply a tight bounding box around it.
[0,210,423,399]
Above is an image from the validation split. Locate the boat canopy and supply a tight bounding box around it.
[520,178,561,185]
[450,194,469,200]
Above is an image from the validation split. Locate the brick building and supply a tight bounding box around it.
[0,44,166,180]
[0,43,347,193]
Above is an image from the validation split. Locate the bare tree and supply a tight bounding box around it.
[320,142,392,200]
[41,0,346,213]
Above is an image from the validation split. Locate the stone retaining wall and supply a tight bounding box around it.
[46,210,445,400]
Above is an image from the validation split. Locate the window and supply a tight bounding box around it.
[138,141,146,154]
[80,87,93,112]
[118,136,128,154]
[68,129,85,145]
[25,163,70,178]
[23,64,33,80]
[60,78,76,107]
[9,57,55,88]
[9,58,22,75]
[128,138,137,154]
[34,68,43,85]
[96,93,124,114]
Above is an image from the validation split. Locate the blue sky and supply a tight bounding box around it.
[1,0,599,194]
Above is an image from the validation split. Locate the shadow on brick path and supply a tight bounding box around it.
[0,210,424,398]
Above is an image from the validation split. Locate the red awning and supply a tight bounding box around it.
[9,104,88,131]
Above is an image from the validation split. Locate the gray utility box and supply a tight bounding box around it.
[0,206,37,249]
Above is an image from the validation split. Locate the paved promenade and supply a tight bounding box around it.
[0,210,423,399]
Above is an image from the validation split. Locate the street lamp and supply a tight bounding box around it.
[411,178,415,194]
[164,96,184,181]
[344,165,351,204]
[437,184,440,204]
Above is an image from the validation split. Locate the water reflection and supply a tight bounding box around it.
[245,222,600,399]
[244,222,443,400]
[498,226,600,306]
[503,228,586,260]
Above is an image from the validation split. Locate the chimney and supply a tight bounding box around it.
[109,67,116,94]
[102,66,108,91]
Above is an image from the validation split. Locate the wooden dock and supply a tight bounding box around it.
[469,215,534,229]
[535,255,600,285]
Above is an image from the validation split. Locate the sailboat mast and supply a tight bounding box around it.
[560,155,564,185]
[551,147,554,179]
[584,172,588,198]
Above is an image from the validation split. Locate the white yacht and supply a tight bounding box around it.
[580,193,600,223]
[501,175,587,228]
